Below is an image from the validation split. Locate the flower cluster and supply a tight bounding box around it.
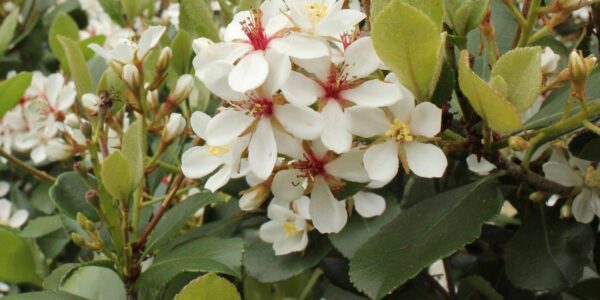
[182,0,448,254]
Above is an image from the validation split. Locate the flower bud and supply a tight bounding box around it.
[64,113,80,129]
[86,189,99,208]
[70,232,87,248]
[508,136,529,151]
[568,50,589,86]
[81,122,92,139]
[239,184,270,211]
[76,212,96,232]
[161,113,186,142]
[82,93,100,113]
[109,61,123,77]
[529,191,546,203]
[192,37,213,54]
[47,139,74,162]
[157,47,172,72]
[168,74,194,104]
[541,47,560,74]
[122,64,140,91]
[560,203,572,219]
[147,89,159,110]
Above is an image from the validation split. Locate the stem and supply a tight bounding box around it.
[561,94,576,121]
[496,155,573,196]
[528,26,549,44]
[517,0,542,47]
[502,0,528,26]
[142,185,193,207]
[0,148,56,183]
[298,268,323,300]
[583,120,600,135]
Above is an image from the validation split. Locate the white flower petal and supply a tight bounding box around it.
[273,128,304,159]
[181,146,225,178]
[190,111,211,139]
[404,142,448,178]
[292,56,331,81]
[325,149,369,183]
[259,221,286,243]
[56,84,76,111]
[273,231,308,255]
[310,177,347,233]
[281,71,324,106]
[315,9,365,37]
[345,106,389,138]
[0,199,10,223]
[249,118,277,179]
[8,209,28,228]
[272,169,305,203]
[206,109,254,146]
[409,102,442,138]
[274,104,324,140]
[542,161,583,187]
[321,101,352,153]
[0,182,9,198]
[269,34,329,59]
[293,196,311,220]
[341,80,400,107]
[263,49,291,95]
[466,154,496,176]
[45,74,64,107]
[229,51,269,93]
[354,191,386,218]
[196,61,246,100]
[364,140,399,183]
[204,166,233,192]
[344,37,380,79]
[572,189,595,223]
[137,25,166,60]
[31,145,47,164]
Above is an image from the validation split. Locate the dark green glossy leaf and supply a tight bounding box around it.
[49,172,99,222]
[568,130,600,162]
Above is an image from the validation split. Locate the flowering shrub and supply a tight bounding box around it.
[1,0,600,298]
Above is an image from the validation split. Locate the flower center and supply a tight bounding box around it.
[248,97,274,117]
[321,67,350,101]
[386,119,413,142]
[585,165,600,188]
[240,10,269,50]
[207,146,230,156]
[283,222,298,236]
[305,1,328,24]
[293,152,327,179]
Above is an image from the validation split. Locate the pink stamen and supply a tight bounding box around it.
[241,10,270,51]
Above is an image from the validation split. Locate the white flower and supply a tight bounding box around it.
[543,151,600,223]
[122,64,140,90]
[281,37,399,153]
[352,191,386,218]
[181,111,250,192]
[194,0,329,93]
[0,182,8,198]
[347,74,447,182]
[47,139,75,162]
[541,47,560,74]
[162,113,186,142]
[82,93,100,113]
[284,0,365,38]
[0,199,28,229]
[466,154,496,176]
[26,73,76,122]
[259,197,310,255]
[0,281,9,297]
[89,25,166,64]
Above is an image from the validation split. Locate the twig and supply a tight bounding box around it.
[496,155,573,196]
[0,148,56,183]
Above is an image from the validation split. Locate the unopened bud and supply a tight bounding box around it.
[70,232,87,247]
[86,189,99,207]
[147,89,159,110]
[65,113,80,129]
[161,113,186,142]
[569,50,589,86]
[529,191,546,203]
[508,136,529,151]
[560,203,572,218]
[122,64,140,91]
[47,139,74,162]
[168,74,194,104]
[81,122,92,139]
[82,93,100,113]
[541,47,560,74]
[157,47,172,72]
[239,184,270,211]
[76,212,95,232]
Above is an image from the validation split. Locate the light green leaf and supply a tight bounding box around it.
[179,0,220,41]
[98,0,124,25]
[174,273,241,300]
[2,291,87,300]
[0,227,42,285]
[19,216,63,238]
[121,0,141,21]
[171,30,193,75]
[80,35,106,60]
[137,237,243,299]
[453,0,490,36]
[49,172,99,222]
[60,266,126,300]
[349,178,504,299]
[0,9,20,56]
[370,0,390,19]
[122,120,145,189]
[49,12,79,73]
[101,151,133,201]
[505,207,594,291]
[58,36,94,95]
[401,0,443,27]
[371,0,445,100]
[491,47,542,111]
[458,50,522,133]
[238,0,261,11]
[0,72,33,118]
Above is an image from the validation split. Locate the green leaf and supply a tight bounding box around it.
[400,0,443,27]
[466,0,517,55]
[333,181,368,200]
[49,12,79,73]
[0,72,33,118]
[458,50,522,134]
[457,275,503,300]
[146,193,225,253]
[3,291,87,300]
[567,278,600,300]
[0,227,42,285]
[60,266,126,300]
[122,120,145,189]
[101,151,133,201]
[491,47,542,111]
[137,237,243,300]
[98,0,124,25]
[370,0,390,19]
[44,263,80,291]
[174,273,241,300]
[0,9,20,56]
[121,0,142,21]
[171,30,193,75]
[568,130,600,162]
[179,0,220,41]
[452,0,490,36]
[244,235,331,283]
[431,60,456,106]
[504,207,594,291]
[329,195,400,258]
[49,172,100,222]
[80,35,106,60]
[349,178,504,299]
[371,0,445,100]
[238,0,261,11]
[31,182,55,214]
[58,36,94,95]
[20,216,63,238]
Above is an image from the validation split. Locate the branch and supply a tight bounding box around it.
[0,148,56,183]
[497,155,573,196]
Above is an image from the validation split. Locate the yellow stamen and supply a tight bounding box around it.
[207,146,230,156]
[385,119,414,142]
[305,1,328,24]
[585,165,600,188]
[283,222,298,237]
